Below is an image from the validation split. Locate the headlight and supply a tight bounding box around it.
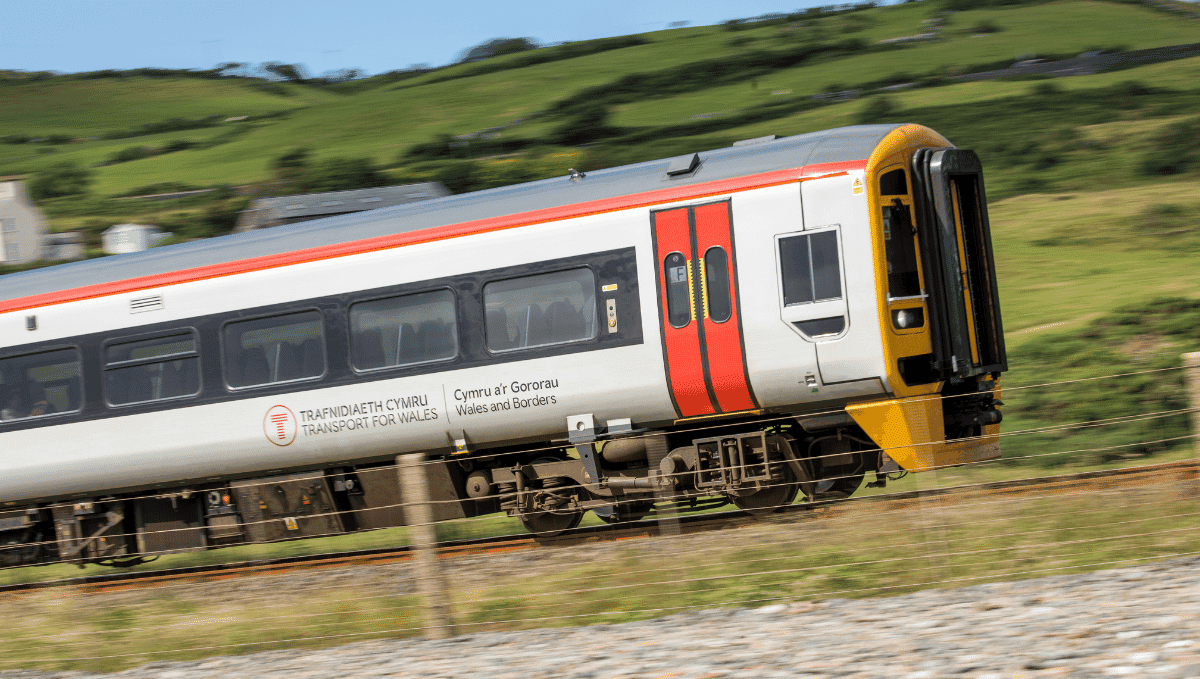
[892,307,925,329]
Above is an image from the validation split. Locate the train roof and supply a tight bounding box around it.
[1,124,906,305]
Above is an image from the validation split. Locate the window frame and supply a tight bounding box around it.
[702,245,732,324]
[347,286,460,374]
[662,251,692,329]
[482,265,601,354]
[776,226,846,308]
[219,308,328,392]
[0,344,85,424]
[101,327,202,408]
[774,226,850,343]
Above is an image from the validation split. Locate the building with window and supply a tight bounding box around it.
[0,181,48,266]
[43,231,86,261]
[102,223,170,255]
[234,183,449,232]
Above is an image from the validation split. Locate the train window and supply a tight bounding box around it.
[485,268,597,351]
[223,310,325,388]
[880,169,908,196]
[883,201,922,297]
[350,290,457,371]
[663,252,691,328]
[703,247,732,323]
[779,230,843,306]
[104,332,200,406]
[0,348,82,422]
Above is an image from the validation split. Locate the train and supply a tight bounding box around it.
[0,123,1006,566]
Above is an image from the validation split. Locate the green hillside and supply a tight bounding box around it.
[2,0,1200,467]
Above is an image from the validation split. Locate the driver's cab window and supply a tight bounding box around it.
[880,168,922,299]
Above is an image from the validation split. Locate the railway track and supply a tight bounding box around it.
[3,458,1195,595]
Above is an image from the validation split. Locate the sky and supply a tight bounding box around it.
[7,1,830,77]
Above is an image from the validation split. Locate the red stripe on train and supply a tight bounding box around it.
[0,161,864,315]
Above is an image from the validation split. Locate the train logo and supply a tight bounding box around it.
[263,405,297,446]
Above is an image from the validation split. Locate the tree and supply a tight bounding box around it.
[29,162,92,200]
[459,38,539,63]
[261,62,308,82]
[319,68,364,84]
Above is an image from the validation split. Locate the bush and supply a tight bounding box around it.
[272,147,310,177]
[1033,81,1061,96]
[29,162,92,200]
[971,20,1002,33]
[110,145,156,163]
[855,95,899,124]
[552,104,622,146]
[433,161,481,194]
[162,139,196,153]
[1138,117,1200,176]
[301,157,388,193]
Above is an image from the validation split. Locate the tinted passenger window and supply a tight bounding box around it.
[704,247,732,323]
[105,332,200,406]
[350,290,457,370]
[485,268,597,351]
[779,231,842,306]
[664,252,691,328]
[0,348,82,421]
[223,311,324,388]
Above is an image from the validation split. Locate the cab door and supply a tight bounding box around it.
[911,149,1007,380]
[651,200,758,418]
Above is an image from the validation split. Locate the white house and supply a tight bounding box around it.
[102,223,170,255]
[0,181,48,265]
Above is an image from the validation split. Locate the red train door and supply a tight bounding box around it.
[651,200,758,418]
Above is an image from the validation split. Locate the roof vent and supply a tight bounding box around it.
[733,135,778,147]
[130,295,164,314]
[666,153,702,177]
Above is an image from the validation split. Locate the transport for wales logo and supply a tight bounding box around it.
[263,405,297,446]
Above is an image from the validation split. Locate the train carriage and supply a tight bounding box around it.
[0,123,1006,565]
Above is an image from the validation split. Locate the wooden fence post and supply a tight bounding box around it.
[397,453,455,640]
[1185,353,1200,458]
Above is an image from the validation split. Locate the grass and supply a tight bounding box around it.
[1,470,1195,673]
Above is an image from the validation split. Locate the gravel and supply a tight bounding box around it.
[4,554,1198,679]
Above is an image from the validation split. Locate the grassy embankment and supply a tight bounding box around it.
[1,475,1195,673]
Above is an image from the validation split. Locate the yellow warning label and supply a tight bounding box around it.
[852,178,864,195]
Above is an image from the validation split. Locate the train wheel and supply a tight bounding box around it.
[814,472,864,499]
[519,463,583,536]
[596,500,654,524]
[519,505,583,535]
[731,467,799,515]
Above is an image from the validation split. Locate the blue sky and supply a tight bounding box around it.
[8,1,829,77]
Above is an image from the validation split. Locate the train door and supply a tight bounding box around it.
[910,149,1007,381]
[781,172,886,387]
[651,200,758,418]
